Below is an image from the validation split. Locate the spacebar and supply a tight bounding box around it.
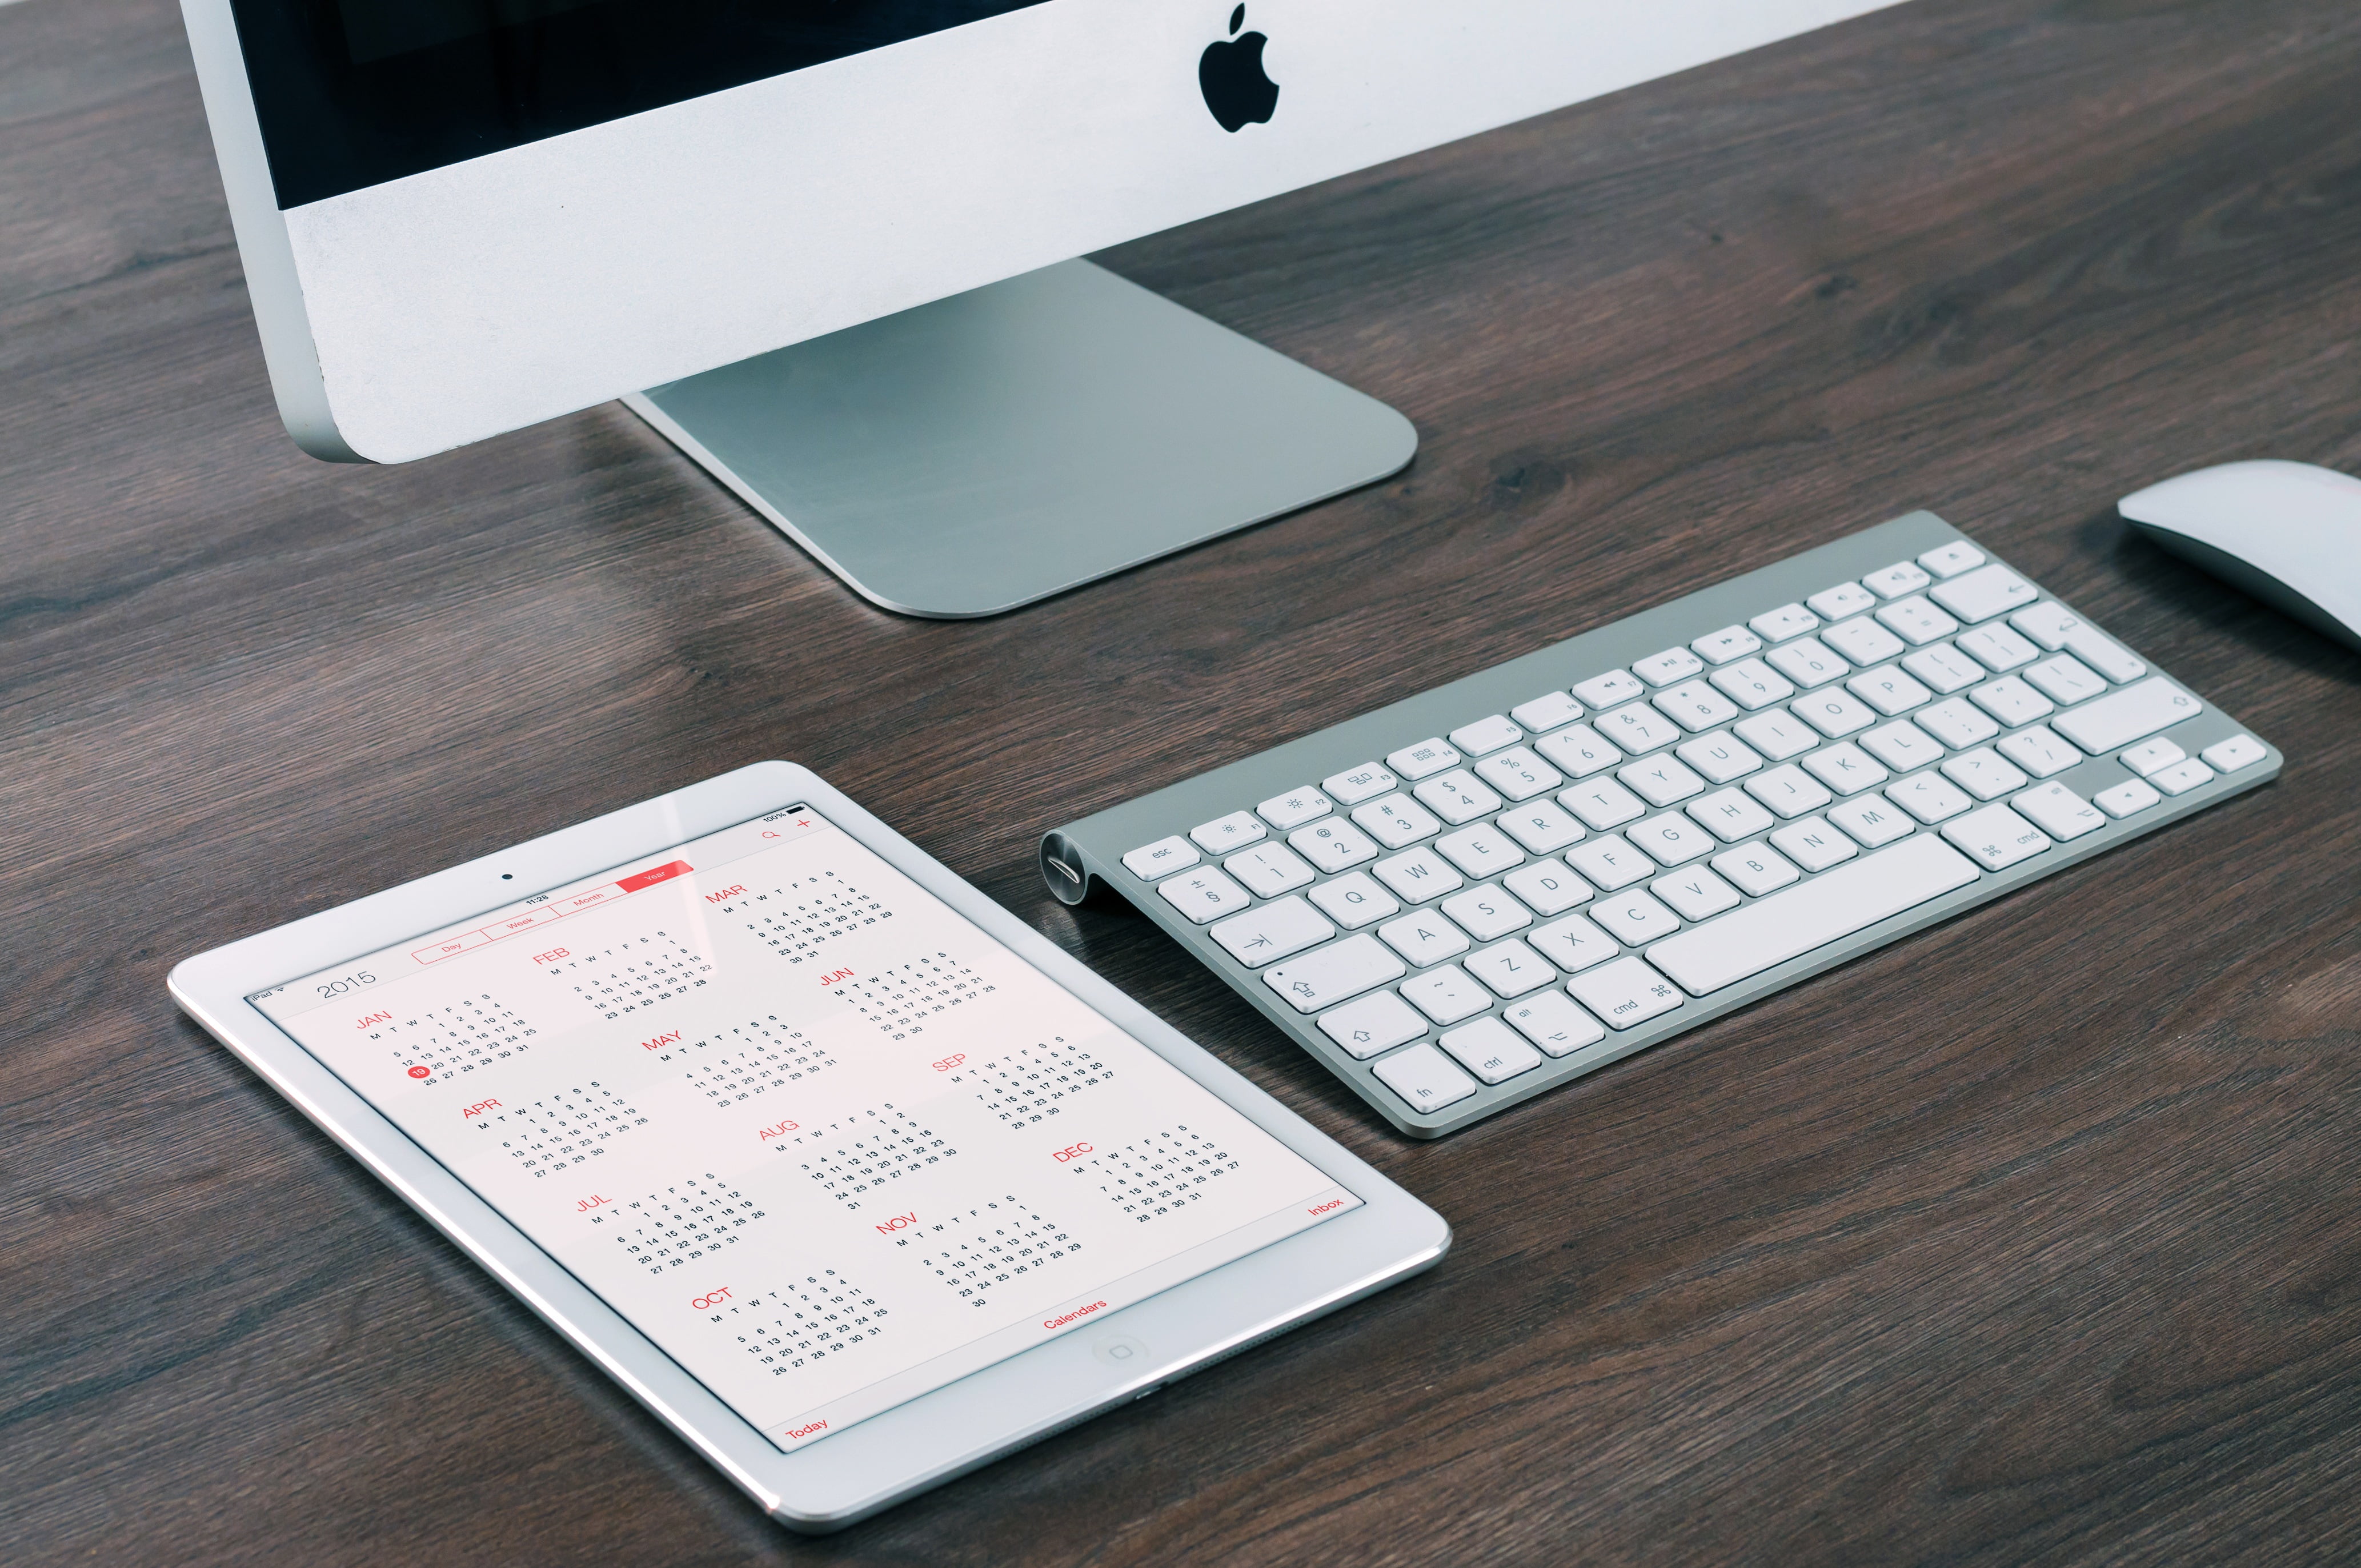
[1645,835,1982,996]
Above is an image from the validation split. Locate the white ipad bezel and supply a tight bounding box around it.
[169,761,1449,1531]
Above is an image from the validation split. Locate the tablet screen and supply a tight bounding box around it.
[251,803,1358,1450]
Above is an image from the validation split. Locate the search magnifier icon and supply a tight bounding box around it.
[761,830,781,839]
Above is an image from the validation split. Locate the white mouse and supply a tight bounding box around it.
[2118,459,2361,655]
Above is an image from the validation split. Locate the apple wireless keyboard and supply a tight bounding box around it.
[1039,514,2282,1137]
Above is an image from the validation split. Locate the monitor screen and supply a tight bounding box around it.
[231,0,1054,207]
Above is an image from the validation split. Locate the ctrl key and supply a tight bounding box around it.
[1373,1042,1480,1112]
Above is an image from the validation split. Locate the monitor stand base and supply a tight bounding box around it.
[623,259,1417,619]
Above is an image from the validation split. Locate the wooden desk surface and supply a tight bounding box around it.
[7,0,2360,1561]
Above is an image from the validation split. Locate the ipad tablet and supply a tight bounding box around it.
[170,762,1449,1531]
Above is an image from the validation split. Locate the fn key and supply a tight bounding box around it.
[1373,1044,1478,1110]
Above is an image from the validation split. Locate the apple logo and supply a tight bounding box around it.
[1200,5,1279,133]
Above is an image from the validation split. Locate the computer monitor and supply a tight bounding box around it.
[185,0,1896,613]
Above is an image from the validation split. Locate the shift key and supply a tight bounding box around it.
[2049,676,2202,755]
[1262,934,1407,1013]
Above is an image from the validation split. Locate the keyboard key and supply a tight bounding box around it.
[1225,841,1316,897]
[1693,625,1765,664]
[1190,811,1266,853]
[2009,602,2146,682]
[1646,833,1981,994]
[1874,594,1961,645]
[1373,848,1465,903]
[2150,756,2215,795]
[1290,817,1382,873]
[1653,865,1742,920]
[1210,896,1336,966]
[1352,793,1442,848]
[1809,581,1879,620]
[1821,617,1908,667]
[1687,787,1777,843]
[1653,679,1742,732]
[1770,816,1858,872]
[1749,603,1820,641]
[1534,723,1625,778]
[1449,713,1524,756]
[1929,563,2038,623]
[1745,764,1834,819]
[1158,867,1254,923]
[1573,669,1647,708]
[1597,701,1684,754]
[1995,723,2078,779]
[1827,794,1915,847]
[1567,956,1686,1028]
[1378,909,1471,967]
[1511,691,1585,733]
[1466,938,1558,999]
[2022,653,2106,706]
[1401,964,1494,1025]
[1257,787,1333,830]
[1711,842,1800,895]
[1918,540,1987,577]
[1123,836,1200,880]
[1864,560,1933,598]
[1765,636,1851,688]
[1568,833,1655,890]
[2010,781,2106,842]
[1628,812,1717,867]
[1318,990,1428,1058]
[1619,755,1708,807]
[1504,990,1609,1057]
[1678,731,1765,783]
[1263,933,1405,1012]
[1902,643,1984,693]
[1793,688,1879,739]
[1887,771,1975,824]
[1474,745,1565,801]
[1940,747,2029,800]
[1709,657,1798,711]
[2095,778,2162,818]
[1324,763,1398,805]
[1969,676,2054,728]
[1441,885,1535,941]
[1634,647,1707,685]
[1859,718,1943,772]
[1386,738,1464,780]
[1504,858,1594,916]
[1308,871,1400,928]
[1435,823,1525,878]
[2048,676,2202,754]
[1560,779,1648,830]
[2119,737,2184,777]
[1801,741,1890,795]
[1732,709,1819,760]
[1846,665,1935,717]
[1372,1043,1477,1112]
[1940,803,2052,869]
[1497,801,1588,856]
[2202,734,2268,772]
[1439,1016,1544,1082]
[1917,697,2001,749]
[1528,912,1620,973]
[1957,624,2039,672]
[1592,889,1683,944]
[1414,769,1505,824]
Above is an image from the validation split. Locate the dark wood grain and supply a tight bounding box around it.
[6,0,2361,1560]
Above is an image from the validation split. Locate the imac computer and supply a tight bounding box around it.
[185,0,1897,615]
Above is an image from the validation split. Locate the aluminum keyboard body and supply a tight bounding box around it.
[1041,514,2281,1137]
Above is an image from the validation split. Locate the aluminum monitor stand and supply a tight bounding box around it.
[623,259,1417,619]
